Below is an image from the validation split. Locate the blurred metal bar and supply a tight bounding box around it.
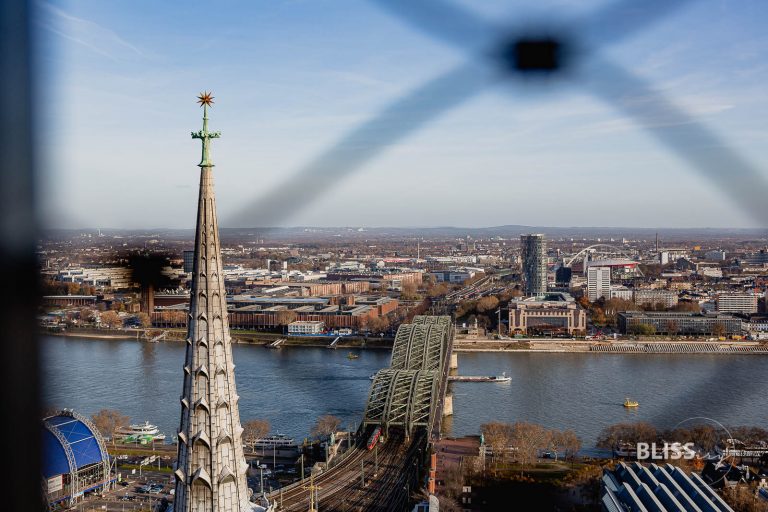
[0,0,41,510]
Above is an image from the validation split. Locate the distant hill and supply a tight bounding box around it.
[42,225,768,242]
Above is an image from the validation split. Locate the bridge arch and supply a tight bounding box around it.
[563,244,637,267]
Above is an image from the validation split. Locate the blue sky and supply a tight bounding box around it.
[36,0,768,229]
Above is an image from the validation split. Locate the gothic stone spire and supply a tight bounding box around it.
[174,93,254,512]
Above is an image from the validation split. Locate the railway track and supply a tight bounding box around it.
[270,430,424,512]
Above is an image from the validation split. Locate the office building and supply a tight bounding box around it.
[521,234,547,297]
[587,266,611,301]
[617,311,741,335]
[183,250,195,273]
[716,293,758,315]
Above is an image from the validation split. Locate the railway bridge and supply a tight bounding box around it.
[270,315,455,511]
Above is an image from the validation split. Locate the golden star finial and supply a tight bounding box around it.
[197,91,214,107]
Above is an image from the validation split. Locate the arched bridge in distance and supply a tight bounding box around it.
[270,315,455,511]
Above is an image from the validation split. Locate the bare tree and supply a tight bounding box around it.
[276,310,298,326]
[481,422,514,474]
[242,419,271,452]
[312,415,342,439]
[136,312,152,328]
[546,429,582,465]
[511,422,551,475]
[91,409,130,445]
[79,307,96,323]
[597,422,658,450]
[100,310,123,329]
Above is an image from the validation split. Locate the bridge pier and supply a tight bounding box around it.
[443,393,453,416]
[449,353,458,371]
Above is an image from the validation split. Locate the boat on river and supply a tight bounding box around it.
[623,398,639,408]
[114,421,166,443]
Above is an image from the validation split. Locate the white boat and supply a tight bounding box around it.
[114,421,166,442]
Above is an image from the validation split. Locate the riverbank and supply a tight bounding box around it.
[454,338,768,354]
[42,327,394,349]
[43,328,768,354]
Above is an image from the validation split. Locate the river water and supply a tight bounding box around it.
[42,336,768,448]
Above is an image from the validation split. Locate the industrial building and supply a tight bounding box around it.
[602,462,733,512]
[521,234,547,297]
[508,293,586,336]
[617,311,741,335]
[43,410,112,510]
[152,295,398,331]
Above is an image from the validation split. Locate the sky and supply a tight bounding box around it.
[35,0,768,229]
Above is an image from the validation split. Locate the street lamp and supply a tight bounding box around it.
[259,464,267,494]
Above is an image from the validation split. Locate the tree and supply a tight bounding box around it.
[136,312,152,328]
[674,300,702,312]
[712,323,727,338]
[592,308,608,327]
[596,422,658,449]
[511,422,551,475]
[276,310,298,326]
[630,323,656,336]
[242,419,271,452]
[312,414,342,439]
[91,409,130,445]
[560,430,582,462]
[426,283,450,299]
[100,310,123,329]
[549,429,581,462]
[367,316,390,334]
[79,307,96,323]
[400,282,421,301]
[476,296,499,314]
[481,422,514,474]
[665,320,679,336]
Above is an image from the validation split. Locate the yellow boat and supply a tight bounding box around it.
[623,398,639,408]
[347,352,359,360]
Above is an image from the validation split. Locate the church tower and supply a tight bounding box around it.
[174,93,254,511]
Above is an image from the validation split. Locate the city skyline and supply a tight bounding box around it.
[38,0,768,229]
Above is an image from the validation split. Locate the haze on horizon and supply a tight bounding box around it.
[37,0,768,230]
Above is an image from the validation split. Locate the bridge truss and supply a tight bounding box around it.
[363,315,453,436]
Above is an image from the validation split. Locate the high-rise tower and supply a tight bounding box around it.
[174,93,254,511]
[521,234,547,297]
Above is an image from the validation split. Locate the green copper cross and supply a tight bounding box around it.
[191,94,221,168]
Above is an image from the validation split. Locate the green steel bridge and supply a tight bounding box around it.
[363,315,454,440]
[271,315,455,511]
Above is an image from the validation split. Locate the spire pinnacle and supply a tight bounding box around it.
[191,91,221,167]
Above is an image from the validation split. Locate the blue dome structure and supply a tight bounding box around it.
[42,410,112,510]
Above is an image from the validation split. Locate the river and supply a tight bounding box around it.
[42,336,768,448]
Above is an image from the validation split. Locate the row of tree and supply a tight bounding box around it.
[454,287,523,331]
[91,408,344,451]
[480,421,581,475]
[596,421,768,451]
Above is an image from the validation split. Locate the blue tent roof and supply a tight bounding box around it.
[42,415,107,479]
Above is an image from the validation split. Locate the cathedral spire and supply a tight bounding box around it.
[192,91,221,168]
[174,94,255,512]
